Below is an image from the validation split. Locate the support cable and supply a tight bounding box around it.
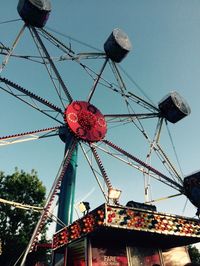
[119,65,156,107]
[0,18,21,25]
[45,26,102,52]
[40,28,75,55]
[165,119,184,177]
[110,62,158,112]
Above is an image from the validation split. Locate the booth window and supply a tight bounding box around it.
[162,247,191,266]
[92,240,128,266]
[127,246,161,266]
[53,249,66,266]
[67,239,86,266]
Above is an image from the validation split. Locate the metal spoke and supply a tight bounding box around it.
[108,61,158,146]
[101,82,159,112]
[0,24,26,73]
[29,28,68,109]
[55,52,106,62]
[145,193,182,204]
[0,51,47,64]
[39,29,108,84]
[80,143,108,201]
[0,77,63,113]
[90,143,113,191]
[0,42,9,53]
[143,117,183,186]
[154,143,183,183]
[71,52,106,60]
[0,127,60,146]
[144,117,164,202]
[0,77,64,123]
[29,26,73,104]
[105,113,159,121]
[91,142,171,184]
[119,64,157,107]
[102,139,183,191]
[105,114,183,194]
[20,137,78,265]
[87,58,108,102]
[105,107,182,188]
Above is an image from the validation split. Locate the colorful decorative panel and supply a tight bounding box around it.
[105,205,200,236]
[53,207,105,250]
[53,204,200,250]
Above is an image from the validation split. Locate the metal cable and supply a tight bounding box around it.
[165,120,184,177]
[0,18,21,25]
[45,26,102,52]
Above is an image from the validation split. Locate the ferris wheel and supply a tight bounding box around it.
[0,0,199,263]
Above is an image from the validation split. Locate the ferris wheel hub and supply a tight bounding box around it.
[64,101,107,142]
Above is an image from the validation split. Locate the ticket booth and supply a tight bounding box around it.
[53,204,200,265]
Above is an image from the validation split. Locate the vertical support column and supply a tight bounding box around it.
[56,129,78,230]
[87,238,92,266]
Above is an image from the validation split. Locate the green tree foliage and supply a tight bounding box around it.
[0,169,47,266]
[188,245,200,263]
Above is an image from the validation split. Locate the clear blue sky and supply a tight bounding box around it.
[0,0,200,221]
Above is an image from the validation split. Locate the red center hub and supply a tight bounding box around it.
[64,101,107,142]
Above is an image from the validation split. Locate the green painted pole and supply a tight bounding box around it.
[56,128,78,231]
